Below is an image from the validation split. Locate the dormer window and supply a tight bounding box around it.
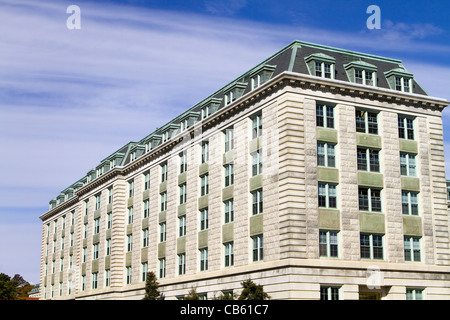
[250,65,275,90]
[200,98,221,119]
[179,111,199,131]
[224,82,247,106]
[344,61,377,86]
[384,68,414,93]
[305,53,336,79]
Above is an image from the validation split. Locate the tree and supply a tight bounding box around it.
[212,290,236,300]
[142,272,161,300]
[12,274,32,299]
[0,273,19,300]
[184,287,200,300]
[238,279,270,300]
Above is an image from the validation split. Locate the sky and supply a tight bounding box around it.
[0,0,448,285]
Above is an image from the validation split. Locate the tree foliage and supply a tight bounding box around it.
[142,271,161,300]
[238,279,270,300]
[0,273,32,300]
[184,287,200,300]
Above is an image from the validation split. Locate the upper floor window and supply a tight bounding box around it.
[201,141,209,164]
[385,68,413,93]
[179,151,187,174]
[395,76,411,92]
[305,53,335,80]
[250,65,275,90]
[251,113,262,139]
[316,103,334,129]
[224,83,246,106]
[161,162,168,182]
[398,116,415,140]
[143,171,150,190]
[128,179,134,198]
[360,233,384,260]
[318,183,337,209]
[356,110,378,135]
[357,148,380,172]
[358,187,382,212]
[400,153,417,177]
[224,127,234,152]
[317,142,336,168]
[344,61,377,86]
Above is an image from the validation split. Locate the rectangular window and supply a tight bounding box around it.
[83,223,88,239]
[317,142,336,167]
[320,286,341,300]
[93,243,99,260]
[92,272,98,289]
[358,187,381,212]
[179,183,187,204]
[402,191,419,216]
[406,288,424,300]
[404,236,421,262]
[224,163,234,187]
[142,228,149,248]
[316,104,334,128]
[319,230,339,258]
[94,218,100,234]
[105,269,110,287]
[143,171,150,190]
[356,110,378,134]
[178,253,186,275]
[251,113,262,139]
[251,150,263,176]
[128,180,134,198]
[201,141,209,163]
[200,208,208,231]
[224,242,234,267]
[360,233,384,260]
[315,61,333,78]
[161,162,168,182]
[107,212,112,229]
[179,151,187,174]
[143,199,149,218]
[224,199,234,224]
[106,239,111,256]
[141,262,148,282]
[400,153,416,177]
[318,183,337,209]
[126,266,132,284]
[159,258,166,278]
[95,194,101,210]
[398,116,414,140]
[178,215,186,237]
[357,148,380,172]
[159,222,166,243]
[127,206,133,224]
[251,189,263,215]
[252,234,263,262]
[199,248,208,271]
[200,174,209,196]
[108,188,113,204]
[224,127,234,152]
[84,200,89,216]
[127,234,133,252]
[160,192,167,212]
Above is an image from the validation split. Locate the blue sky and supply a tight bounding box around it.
[0,0,448,285]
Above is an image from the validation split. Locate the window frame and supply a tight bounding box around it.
[317,142,336,168]
[318,183,338,209]
[358,187,382,213]
[360,233,384,260]
[355,109,378,135]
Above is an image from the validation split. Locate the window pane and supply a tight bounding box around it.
[358,188,369,211]
[357,148,367,171]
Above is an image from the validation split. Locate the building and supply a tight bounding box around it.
[39,40,450,300]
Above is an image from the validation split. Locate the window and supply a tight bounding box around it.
[143,199,149,218]
[358,187,381,212]
[360,233,384,260]
[320,286,341,300]
[251,113,262,139]
[224,163,234,187]
[179,151,187,174]
[251,150,263,176]
[143,171,150,190]
[316,104,334,128]
[319,230,339,258]
[200,174,209,196]
[142,228,149,248]
[106,239,111,256]
[107,212,112,229]
[127,206,133,224]
[252,234,263,262]
[141,262,148,282]
[200,208,208,231]
[178,253,186,275]
[178,215,186,237]
[108,187,113,204]
[404,236,421,262]
[354,69,375,86]
[406,288,424,300]
[82,247,87,263]
[402,191,419,216]
[159,222,166,243]
[161,162,168,182]
[83,223,88,239]
[398,116,414,140]
[126,266,132,284]
[160,192,167,212]
[201,141,209,163]
[92,243,99,260]
[315,61,333,78]
[357,148,380,172]
[317,142,336,167]
[318,183,337,209]
[400,153,416,177]
[105,269,110,287]
[179,183,187,205]
[159,258,166,278]
[128,180,134,198]
[395,76,412,93]
[251,189,263,215]
[127,234,133,252]
[84,200,89,216]
[224,242,234,267]
[94,218,100,234]
[199,248,208,271]
[81,276,86,291]
[224,199,234,224]
[224,127,234,152]
[356,110,378,134]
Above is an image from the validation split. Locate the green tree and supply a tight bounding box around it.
[238,279,270,300]
[184,287,200,300]
[213,290,236,300]
[0,273,19,300]
[142,272,161,300]
[12,274,32,299]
